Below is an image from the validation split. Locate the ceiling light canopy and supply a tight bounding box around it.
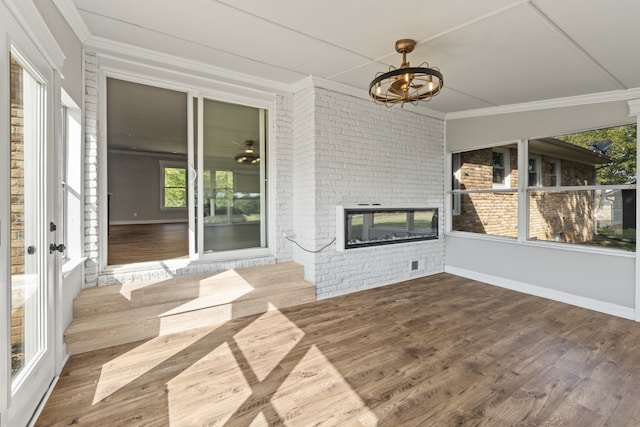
[369,39,443,107]
[235,140,260,165]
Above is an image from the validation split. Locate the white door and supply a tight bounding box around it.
[7,49,57,427]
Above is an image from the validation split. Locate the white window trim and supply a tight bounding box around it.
[549,158,561,187]
[159,160,188,211]
[492,147,510,189]
[528,154,541,187]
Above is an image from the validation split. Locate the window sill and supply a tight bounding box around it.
[62,257,87,279]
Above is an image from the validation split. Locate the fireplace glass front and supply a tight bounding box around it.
[344,207,438,249]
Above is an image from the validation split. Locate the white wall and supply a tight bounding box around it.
[445,99,637,318]
[293,86,446,298]
[446,235,635,318]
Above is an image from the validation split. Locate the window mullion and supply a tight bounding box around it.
[518,139,528,243]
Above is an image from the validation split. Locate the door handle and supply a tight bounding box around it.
[49,243,65,254]
[27,246,36,255]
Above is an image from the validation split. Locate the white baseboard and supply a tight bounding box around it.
[445,265,635,321]
[110,219,188,225]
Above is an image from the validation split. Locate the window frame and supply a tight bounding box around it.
[528,154,541,187]
[60,92,83,262]
[448,129,637,253]
[492,147,510,189]
[159,160,188,211]
[549,158,561,187]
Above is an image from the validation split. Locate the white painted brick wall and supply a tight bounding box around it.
[83,51,99,287]
[81,52,443,291]
[273,94,294,261]
[292,87,318,282]
[296,87,445,299]
[82,52,296,286]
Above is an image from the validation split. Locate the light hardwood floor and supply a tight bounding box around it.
[37,273,640,426]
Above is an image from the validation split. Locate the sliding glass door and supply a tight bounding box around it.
[104,78,269,264]
[197,98,267,255]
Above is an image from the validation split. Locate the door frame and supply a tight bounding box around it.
[97,67,276,271]
[0,1,65,424]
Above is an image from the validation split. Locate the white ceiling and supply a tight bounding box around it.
[64,0,640,116]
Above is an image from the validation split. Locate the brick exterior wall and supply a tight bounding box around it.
[10,56,24,347]
[10,56,24,276]
[529,157,596,242]
[453,147,519,237]
[453,147,596,242]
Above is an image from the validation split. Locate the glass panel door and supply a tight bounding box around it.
[9,51,54,425]
[200,99,266,253]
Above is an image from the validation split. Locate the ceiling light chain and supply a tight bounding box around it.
[369,39,443,107]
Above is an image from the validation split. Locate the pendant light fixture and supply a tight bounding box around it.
[369,39,443,107]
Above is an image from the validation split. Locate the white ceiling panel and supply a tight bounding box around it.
[413,5,622,106]
[215,0,516,60]
[107,0,370,79]
[64,0,640,115]
[79,11,307,85]
[533,0,640,88]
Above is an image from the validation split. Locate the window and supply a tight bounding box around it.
[528,155,541,187]
[450,125,636,252]
[549,159,561,187]
[160,161,187,209]
[492,148,510,188]
[61,92,83,261]
[213,170,233,220]
[528,126,636,250]
[450,144,518,238]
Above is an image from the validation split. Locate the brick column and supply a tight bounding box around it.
[83,51,99,286]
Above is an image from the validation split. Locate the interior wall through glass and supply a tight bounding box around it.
[201,99,266,253]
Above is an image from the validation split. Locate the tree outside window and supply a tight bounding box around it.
[161,163,187,209]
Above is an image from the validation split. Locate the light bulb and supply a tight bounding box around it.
[427,76,436,92]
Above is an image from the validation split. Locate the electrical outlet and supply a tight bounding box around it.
[133,212,138,217]
[411,260,419,271]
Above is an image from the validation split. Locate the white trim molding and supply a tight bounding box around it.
[87,36,294,96]
[629,99,640,322]
[628,98,640,117]
[445,265,636,321]
[447,87,640,120]
[51,0,91,42]
[2,0,65,71]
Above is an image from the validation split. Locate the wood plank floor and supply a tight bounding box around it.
[108,223,188,265]
[37,273,640,426]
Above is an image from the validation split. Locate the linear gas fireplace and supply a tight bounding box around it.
[336,206,438,251]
